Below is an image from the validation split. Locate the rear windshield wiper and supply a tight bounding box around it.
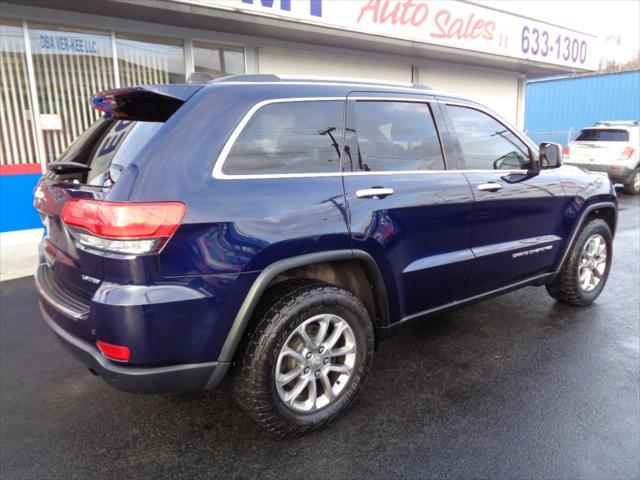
[48,161,92,174]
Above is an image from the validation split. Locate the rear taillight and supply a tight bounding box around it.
[563,145,570,158]
[61,200,185,255]
[619,146,635,160]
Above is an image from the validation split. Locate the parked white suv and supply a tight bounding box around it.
[564,121,640,194]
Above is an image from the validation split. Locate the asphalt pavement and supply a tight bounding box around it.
[1,193,639,480]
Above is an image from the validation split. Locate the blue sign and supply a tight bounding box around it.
[240,0,322,17]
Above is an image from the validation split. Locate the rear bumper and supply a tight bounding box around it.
[566,162,635,182]
[39,301,229,393]
[35,263,235,393]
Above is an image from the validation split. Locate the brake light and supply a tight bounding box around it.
[563,145,570,158]
[619,146,635,160]
[97,340,130,362]
[61,200,185,254]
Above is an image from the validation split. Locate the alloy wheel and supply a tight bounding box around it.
[578,233,607,292]
[275,314,356,412]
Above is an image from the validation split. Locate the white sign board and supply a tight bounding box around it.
[180,0,599,70]
[29,28,113,57]
[39,114,63,131]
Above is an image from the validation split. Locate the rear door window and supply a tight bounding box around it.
[222,100,344,175]
[576,129,629,142]
[353,101,445,172]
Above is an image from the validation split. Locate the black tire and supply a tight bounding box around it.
[622,168,640,195]
[546,218,613,306]
[233,280,374,436]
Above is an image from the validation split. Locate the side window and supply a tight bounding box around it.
[447,105,532,170]
[223,100,343,175]
[353,101,445,172]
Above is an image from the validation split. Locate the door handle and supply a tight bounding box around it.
[477,182,503,192]
[355,187,394,199]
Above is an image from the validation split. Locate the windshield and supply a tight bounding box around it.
[47,119,163,186]
[576,129,629,142]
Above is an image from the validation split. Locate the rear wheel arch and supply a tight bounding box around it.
[218,250,390,364]
[232,280,375,435]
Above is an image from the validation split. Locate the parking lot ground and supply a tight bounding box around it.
[1,194,638,480]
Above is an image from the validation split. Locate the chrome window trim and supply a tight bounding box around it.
[342,169,528,176]
[212,97,345,180]
[211,96,535,180]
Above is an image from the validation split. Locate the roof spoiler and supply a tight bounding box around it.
[91,84,202,122]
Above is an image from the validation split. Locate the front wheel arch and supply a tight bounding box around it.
[547,218,613,305]
[553,202,617,276]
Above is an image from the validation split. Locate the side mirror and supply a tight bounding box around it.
[538,142,562,169]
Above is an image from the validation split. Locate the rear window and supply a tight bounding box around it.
[576,129,629,142]
[222,100,343,175]
[48,119,162,186]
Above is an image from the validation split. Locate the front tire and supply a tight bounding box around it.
[233,280,374,436]
[546,218,613,306]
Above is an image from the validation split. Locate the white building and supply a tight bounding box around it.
[0,0,597,234]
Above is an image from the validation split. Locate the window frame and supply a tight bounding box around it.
[212,97,347,180]
[346,97,449,174]
[115,31,186,85]
[213,96,535,180]
[191,38,247,78]
[442,101,537,172]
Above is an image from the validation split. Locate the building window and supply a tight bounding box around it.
[28,23,115,163]
[1,21,243,168]
[0,19,37,166]
[193,40,244,79]
[116,33,185,86]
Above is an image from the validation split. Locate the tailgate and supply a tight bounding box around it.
[571,128,631,164]
[34,84,203,305]
[35,180,106,300]
[571,142,622,163]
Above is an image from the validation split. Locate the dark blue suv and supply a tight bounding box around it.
[35,75,617,435]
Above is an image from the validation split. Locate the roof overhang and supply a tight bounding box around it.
[6,0,599,77]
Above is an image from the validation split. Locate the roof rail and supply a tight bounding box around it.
[594,120,640,127]
[205,73,431,89]
[212,74,281,83]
